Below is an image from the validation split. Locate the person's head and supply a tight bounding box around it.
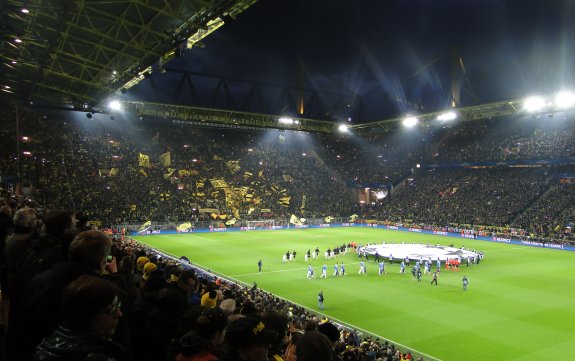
[220,298,237,316]
[136,256,150,271]
[0,204,12,217]
[61,275,122,338]
[261,311,290,355]
[42,210,76,238]
[142,262,158,280]
[318,322,340,347]
[178,269,197,292]
[296,330,335,361]
[223,316,278,361]
[68,230,112,274]
[12,206,40,233]
[195,307,228,345]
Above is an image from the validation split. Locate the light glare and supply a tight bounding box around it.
[555,91,575,109]
[108,100,122,111]
[402,116,418,127]
[437,111,457,121]
[523,96,546,112]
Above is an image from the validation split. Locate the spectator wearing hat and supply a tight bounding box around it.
[142,262,157,281]
[134,256,150,286]
[201,289,218,308]
[220,316,279,361]
[166,306,229,361]
[35,275,124,361]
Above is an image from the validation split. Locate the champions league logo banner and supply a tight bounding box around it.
[361,243,478,262]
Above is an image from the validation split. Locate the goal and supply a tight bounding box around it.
[245,219,276,230]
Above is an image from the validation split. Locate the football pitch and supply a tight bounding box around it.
[134,227,575,361]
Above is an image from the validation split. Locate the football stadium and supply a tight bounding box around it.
[1,1,575,361]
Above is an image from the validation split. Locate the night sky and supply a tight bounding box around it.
[134,0,575,120]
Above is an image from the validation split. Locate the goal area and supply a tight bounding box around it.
[245,219,276,230]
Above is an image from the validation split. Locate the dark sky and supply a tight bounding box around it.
[140,0,575,118]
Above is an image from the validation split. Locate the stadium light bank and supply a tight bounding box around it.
[523,91,575,113]
[402,116,419,128]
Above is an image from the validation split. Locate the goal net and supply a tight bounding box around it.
[245,219,276,230]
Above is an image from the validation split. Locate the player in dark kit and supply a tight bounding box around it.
[431,271,438,285]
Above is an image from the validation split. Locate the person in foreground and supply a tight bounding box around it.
[35,275,125,361]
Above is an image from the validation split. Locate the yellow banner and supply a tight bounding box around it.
[159,151,171,167]
[138,153,150,167]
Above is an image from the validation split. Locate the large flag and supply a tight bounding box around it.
[159,151,171,167]
[138,220,152,232]
[213,154,223,161]
[289,214,302,226]
[138,153,150,167]
[300,195,306,210]
[177,222,192,232]
[225,218,237,226]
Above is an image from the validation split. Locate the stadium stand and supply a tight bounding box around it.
[1,110,575,360]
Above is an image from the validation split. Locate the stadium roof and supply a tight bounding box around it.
[0,0,257,108]
[2,1,574,131]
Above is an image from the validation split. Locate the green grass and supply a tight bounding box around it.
[134,227,575,361]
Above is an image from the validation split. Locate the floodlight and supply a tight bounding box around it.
[338,124,349,133]
[555,91,575,109]
[108,100,122,111]
[437,111,457,121]
[402,116,418,127]
[523,96,546,112]
[278,117,294,125]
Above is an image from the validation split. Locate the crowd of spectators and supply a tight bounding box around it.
[1,110,575,239]
[0,197,426,361]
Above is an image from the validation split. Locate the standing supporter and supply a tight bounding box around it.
[168,269,198,305]
[318,322,344,361]
[261,311,290,361]
[22,210,77,281]
[201,289,218,308]
[7,230,114,361]
[168,307,229,361]
[283,331,302,361]
[35,275,125,361]
[3,207,41,324]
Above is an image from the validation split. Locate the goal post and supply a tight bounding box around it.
[245,219,276,230]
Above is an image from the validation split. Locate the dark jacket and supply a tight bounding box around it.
[35,326,125,361]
